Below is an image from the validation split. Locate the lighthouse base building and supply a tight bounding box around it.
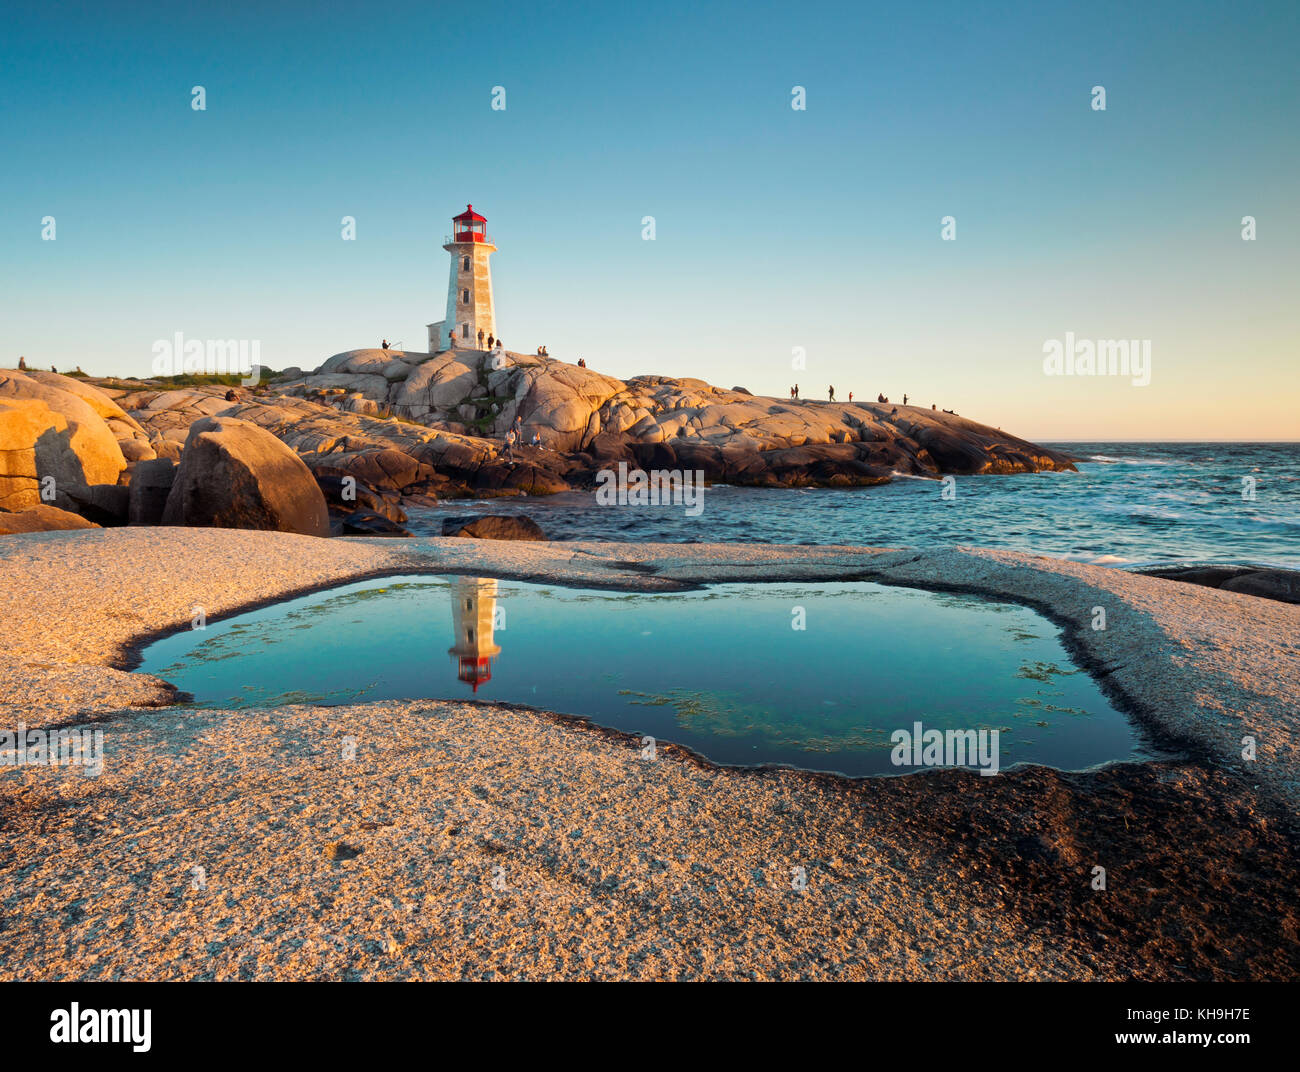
[427,203,497,352]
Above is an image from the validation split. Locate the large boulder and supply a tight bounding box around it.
[19,370,155,461]
[517,365,624,451]
[391,355,479,418]
[0,398,57,510]
[162,416,330,536]
[337,511,412,537]
[0,372,126,487]
[1220,569,1300,605]
[440,514,546,541]
[0,396,118,512]
[1142,565,1300,605]
[128,458,178,526]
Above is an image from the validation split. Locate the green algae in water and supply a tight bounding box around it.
[139,576,1154,778]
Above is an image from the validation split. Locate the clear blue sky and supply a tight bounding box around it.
[2,0,1297,439]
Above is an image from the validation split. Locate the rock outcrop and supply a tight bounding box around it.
[268,348,1075,490]
[2,352,1074,536]
[441,514,547,541]
[0,504,99,534]
[1144,565,1300,605]
[162,416,330,537]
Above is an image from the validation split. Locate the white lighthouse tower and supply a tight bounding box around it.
[427,204,498,353]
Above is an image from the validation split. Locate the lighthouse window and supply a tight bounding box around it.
[463,257,470,270]
[467,628,475,641]
[462,324,469,338]
[462,289,469,303]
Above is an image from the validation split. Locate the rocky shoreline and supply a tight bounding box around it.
[1,353,1075,537]
[0,531,1296,980]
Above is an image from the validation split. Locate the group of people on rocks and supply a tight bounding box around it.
[790,383,924,407]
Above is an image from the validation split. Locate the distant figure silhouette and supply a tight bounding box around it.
[902,394,908,405]
[848,391,853,403]
[487,334,495,349]
[794,384,799,399]
[828,385,835,402]
[225,389,238,401]
[381,339,389,350]
[877,392,886,403]
[51,366,57,373]
[577,357,586,368]
[479,329,486,348]
[789,385,795,399]
[932,403,937,410]
[17,356,26,370]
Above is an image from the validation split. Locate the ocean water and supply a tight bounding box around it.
[139,577,1156,778]
[407,442,1300,567]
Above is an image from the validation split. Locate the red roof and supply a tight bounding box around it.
[453,203,486,223]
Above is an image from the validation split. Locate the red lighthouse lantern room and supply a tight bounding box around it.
[452,204,488,243]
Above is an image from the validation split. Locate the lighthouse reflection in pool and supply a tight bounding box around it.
[449,577,503,692]
[138,574,1156,779]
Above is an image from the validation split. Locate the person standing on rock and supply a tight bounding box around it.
[479,329,486,348]
[17,356,25,370]
[503,425,518,464]
[381,339,389,350]
[903,393,909,406]
[487,334,495,350]
[793,384,799,399]
[828,385,835,402]
[848,391,853,403]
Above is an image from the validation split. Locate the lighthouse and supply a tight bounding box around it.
[427,204,498,353]
[448,576,502,692]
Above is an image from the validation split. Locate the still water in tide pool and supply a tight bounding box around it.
[138,577,1160,778]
